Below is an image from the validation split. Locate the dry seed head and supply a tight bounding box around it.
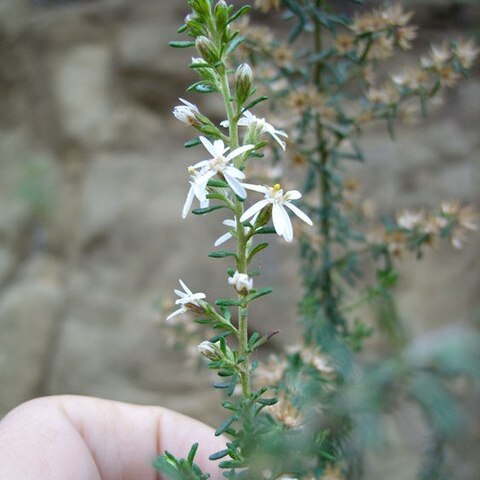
[334,33,355,54]
[254,0,281,13]
[273,45,295,68]
[382,3,414,27]
[397,25,418,50]
[454,38,479,69]
[268,394,301,428]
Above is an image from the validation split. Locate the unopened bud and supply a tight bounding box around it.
[173,98,201,126]
[196,36,218,64]
[235,63,254,105]
[198,341,221,361]
[190,0,211,19]
[214,0,229,32]
[228,271,253,295]
[185,13,205,37]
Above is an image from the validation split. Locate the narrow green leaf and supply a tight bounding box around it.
[213,382,230,389]
[225,35,245,55]
[247,287,273,302]
[257,397,278,406]
[194,83,217,93]
[254,226,277,235]
[219,460,243,469]
[207,192,228,202]
[187,443,199,465]
[242,95,268,112]
[209,449,229,461]
[248,332,260,347]
[177,24,187,34]
[216,298,243,307]
[207,179,229,188]
[152,455,178,476]
[192,205,225,215]
[247,242,269,262]
[184,137,201,148]
[194,318,212,325]
[208,250,237,258]
[227,5,251,24]
[215,415,237,436]
[169,40,195,48]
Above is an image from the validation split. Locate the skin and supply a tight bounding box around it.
[0,395,226,480]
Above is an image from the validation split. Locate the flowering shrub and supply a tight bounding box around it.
[155,1,479,479]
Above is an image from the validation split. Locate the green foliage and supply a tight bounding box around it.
[160,0,480,479]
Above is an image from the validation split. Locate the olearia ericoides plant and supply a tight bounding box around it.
[155,1,480,479]
[155,1,315,479]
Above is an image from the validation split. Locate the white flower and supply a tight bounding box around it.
[222,111,288,150]
[397,210,424,230]
[214,218,256,247]
[240,183,313,242]
[182,167,211,219]
[166,279,206,321]
[228,271,253,294]
[192,136,254,198]
[173,98,200,126]
[214,219,237,247]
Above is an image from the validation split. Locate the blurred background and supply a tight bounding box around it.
[0,0,478,478]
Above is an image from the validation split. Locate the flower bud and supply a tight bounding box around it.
[173,98,201,126]
[228,271,253,295]
[235,63,254,105]
[185,13,205,37]
[198,341,221,361]
[195,36,218,64]
[214,0,229,32]
[190,0,211,19]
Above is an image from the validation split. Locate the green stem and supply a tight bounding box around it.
[312,0,339,331]
[220,71,239,152]
[220,67,251,398]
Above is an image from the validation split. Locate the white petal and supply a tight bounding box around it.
[192,159,210,169]
[179,279,192,295]
[214,232,233,247]
[241,111,255,122]
[189,292,206,301]
[225,174,247,198]
[242,183,268,194]
[182,186,195,219]
[223,219,236,227]
[220,120,229,128]
[285,202,313,226]
[199,136,216,157]
[179,98,198,111]
[213,139,227,156]
[166,307,185,322]
[273,204,293,242]
[285,190,302,200]
[269,130,287,150]
[224,165,246,179]
[240,198,270,222]
[226,144,254,161]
